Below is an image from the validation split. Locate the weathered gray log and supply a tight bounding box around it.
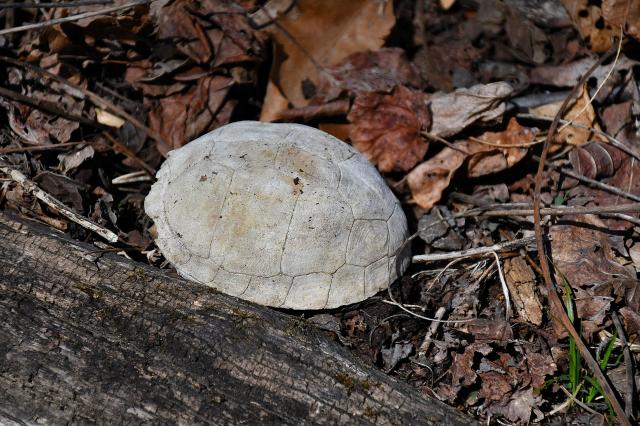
[0,212,472,425]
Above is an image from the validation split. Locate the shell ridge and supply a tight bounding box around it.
[280,192,301,275]
[205,167,236,261]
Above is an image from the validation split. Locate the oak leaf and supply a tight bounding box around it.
[347,86,431,173]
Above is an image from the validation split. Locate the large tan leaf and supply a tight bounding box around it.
[256,0,395,121]
[531,83,605,146]
[602,0,640,42]
[561,0,617,52]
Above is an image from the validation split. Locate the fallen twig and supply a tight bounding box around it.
[0,141,89,154]
[460,202,640,218]
[102,132,156,176]
[0,0,112,8]
[0,0,148,36]
[0,86,102,128]
[532,154,640,203]
[412,236,536,263]
[0,165,118,243]
[520,114,640,163]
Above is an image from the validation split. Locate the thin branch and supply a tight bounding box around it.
[532,154,640,203]
[558,385,604,417]
[469,135,544,149]
[489,250,511,321]
[412,237,537,263]
[519,113,640,163]
[0,141,88,154]
[102,132,156,177]
[558,27,623,133]
[0,0,113,9]
[422,132,470,154]
[0,0,149,36]
[277,99,351,121]
[460,202,640,218]
[0,86,103,128]
[0,165,118,243]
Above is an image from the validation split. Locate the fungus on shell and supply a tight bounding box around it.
[144,121,410,309]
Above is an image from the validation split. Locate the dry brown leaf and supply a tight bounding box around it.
[602,0,640,42]
[348,86,431,173]
[153,0,263,66]
[413,41,483,92]
[408,118,534,209]
[407,144,467,209]
[428,82,513,137]
[550,215,634,293]
[561,0,617,52]
[0,94,82,145]
[464,319,513,342]
[256,0,395,120]
[504,257,543,326]
[450,343,493,389]
[44,2,151,53]
[148,76,234,155]
[467,117,532,177]
[526,352,557,389]
[314,48,422,103]
[318,123,352,141]
[505,6,550,64]
[531,83,604,146]
[57,145,95,174]
[487,388,536,423]
[478,371,512,403]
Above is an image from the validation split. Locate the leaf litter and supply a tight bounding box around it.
[0,0,639,424]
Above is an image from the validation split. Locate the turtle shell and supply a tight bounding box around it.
[145,121,410,309]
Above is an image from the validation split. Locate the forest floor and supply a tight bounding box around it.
[0,0,639,424]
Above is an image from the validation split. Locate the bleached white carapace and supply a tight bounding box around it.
[145,121,410,309]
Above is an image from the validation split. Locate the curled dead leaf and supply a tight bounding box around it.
[407,144,467,209]
[569,141,626,179]
[428,82,513,138]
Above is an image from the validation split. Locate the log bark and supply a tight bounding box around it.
[0,213,472,425]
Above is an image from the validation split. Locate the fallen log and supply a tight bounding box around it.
[0,213,472,425]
